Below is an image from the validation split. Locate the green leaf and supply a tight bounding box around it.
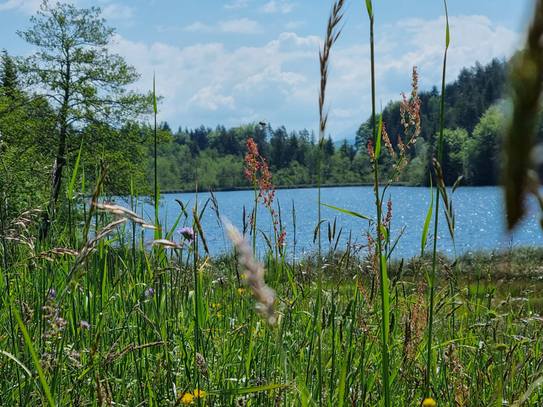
[0,350,32,379]
[380,253,390,342]
[205,384,291,397]
[365,0,373,20]
[444,0,450,48]
[153,71,158,115]
[310,199,374,223]
[421,176,433,256]
[313,219,328,244]
[379,225,388,242]
[68,136,84,200]
[375,110,383,160]
[12,302,55,407]
[452,174,463,194]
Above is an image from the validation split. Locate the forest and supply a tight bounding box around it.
[149,57,513,191]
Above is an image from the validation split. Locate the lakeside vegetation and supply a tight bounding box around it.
[151,57,512,192]
[2,0,543,406]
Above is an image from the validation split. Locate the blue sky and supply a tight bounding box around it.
[0,0,534,139]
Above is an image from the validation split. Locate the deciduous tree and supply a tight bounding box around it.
[17,0,152,236]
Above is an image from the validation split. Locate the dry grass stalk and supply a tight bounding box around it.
[224,221,277,324]
[318,0,345,144]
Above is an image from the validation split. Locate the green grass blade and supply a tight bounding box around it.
[380,254,390,343]
[365,0,373,20]
[444,0,450,48]
[421,176,433,256]
[68,136,84,200]
[0,349,32,378]
[310,199,374,223]
[375,111,383,160]
[205,384,292,397]
[12,304,56,407]
[153,71,158,115]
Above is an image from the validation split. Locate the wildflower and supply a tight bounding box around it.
[47,289,56,300]
[80,321,90,330]
[178,227,195,243]
[145,288,154,297]
[181,393,194,404]
[241,274,247,279]
[421,398,436,407]
[194,389,205,398]
[381,122,395,158]
[244,138,260,182]
[367,140,375,163]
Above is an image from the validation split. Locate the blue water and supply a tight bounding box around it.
[142,186,543,259]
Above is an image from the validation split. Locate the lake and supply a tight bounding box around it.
[143,186,543,259]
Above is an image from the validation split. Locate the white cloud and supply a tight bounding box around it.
[223,0,251,9]
[259,0,295,14]
[102,4,134,20]
[185,18,262,34]
[332,108,358,118]
[286,20,305,29]
[219,18,261,34]
[108,31,320,129]
[0,0,43,14]
[107,14,522,138]
[189,85,234,110]
[185,21,209,32]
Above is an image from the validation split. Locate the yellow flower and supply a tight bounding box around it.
[238,288,246,294]
[181,393,194,404]
[194,389,205,398]
[422,398,436,407]
[241,274,247,279]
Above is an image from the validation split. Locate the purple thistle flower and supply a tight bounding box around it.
[178,227,195,243]
[80,321,90,330]
[47,289,56,300]
[145,288,154,297]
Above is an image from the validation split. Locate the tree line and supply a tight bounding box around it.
[152,57,511,191]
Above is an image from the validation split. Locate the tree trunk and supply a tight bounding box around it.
[39,61,70,241]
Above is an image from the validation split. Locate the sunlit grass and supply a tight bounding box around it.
[2,1,543,406]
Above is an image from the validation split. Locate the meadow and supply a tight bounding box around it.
[3,0,543,406]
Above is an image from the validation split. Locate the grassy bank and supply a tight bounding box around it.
[3,0,543,406]
[1,215,543,406]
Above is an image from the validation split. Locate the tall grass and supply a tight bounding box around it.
[2,1,543,407]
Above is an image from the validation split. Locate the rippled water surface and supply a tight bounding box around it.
[148,186,543,258]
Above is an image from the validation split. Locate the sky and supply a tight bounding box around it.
[0,0,535,140]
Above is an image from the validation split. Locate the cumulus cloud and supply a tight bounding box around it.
[102,4,135,20]
[223,0,251,9]
[185,18,262,34]
[323,14,521,134]
[0,0,44,14]
[286,20,305,29]
[107,14,522,138]
[259,1,295,14]
[189,85,234,110]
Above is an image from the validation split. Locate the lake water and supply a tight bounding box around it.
[145,186,543,259]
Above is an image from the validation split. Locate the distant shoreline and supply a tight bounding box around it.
[160,181,414,194]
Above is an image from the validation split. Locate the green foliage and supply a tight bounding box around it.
[11,0,152,231]
[467,104,506,185]
[437,128,468,185]
[0,56,54,219]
